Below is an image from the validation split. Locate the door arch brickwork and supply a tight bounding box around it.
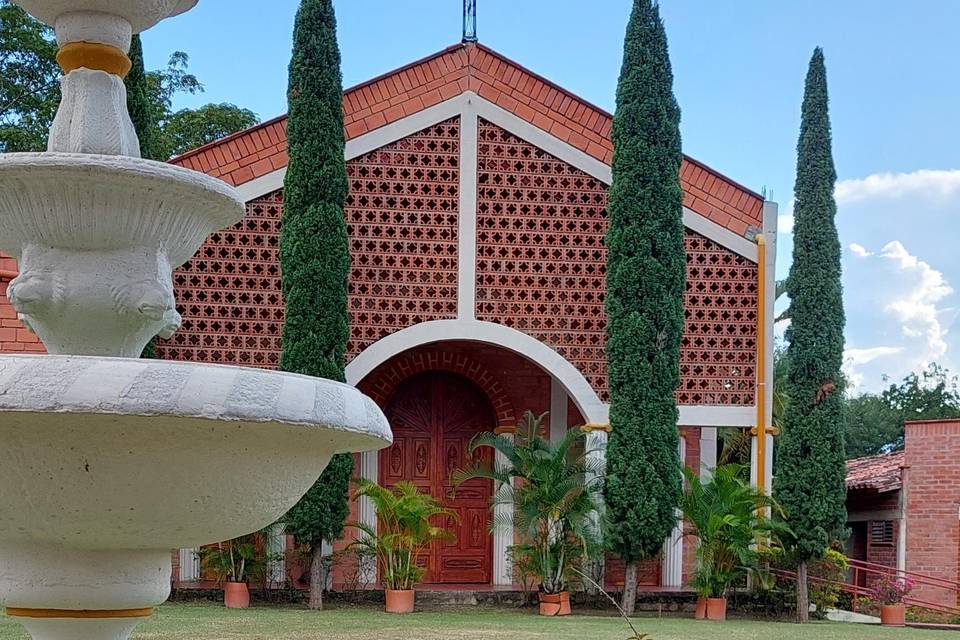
[359,348,517,430]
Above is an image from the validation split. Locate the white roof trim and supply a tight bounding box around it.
[232,91,759,261]
[683,207,758,262]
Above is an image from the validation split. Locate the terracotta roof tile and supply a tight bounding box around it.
[170,42,765,238]
[846,451,904,493]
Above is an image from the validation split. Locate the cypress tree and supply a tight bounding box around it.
[279,0,353,611]
[773,48,847,623]
[126,34,158,161]
[127,33,160,358]
[603,0,685,616]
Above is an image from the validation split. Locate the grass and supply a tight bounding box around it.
[0,602,942,640]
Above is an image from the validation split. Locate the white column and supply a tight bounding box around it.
[177,547,199,582]
[266,524,286,587]
[699,427,717,481]
[493,430,514,585]
[357,450,378,584]
[457,99,479,320]
[549,377,567,443]
[661,436,686,587]
[583,426,608,591]
[897,465,908,572]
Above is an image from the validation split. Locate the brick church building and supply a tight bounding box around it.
[0,42,777,590]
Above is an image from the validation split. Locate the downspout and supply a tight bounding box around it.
[751,235,774,501]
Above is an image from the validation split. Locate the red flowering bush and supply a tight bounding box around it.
[871,575,915,605]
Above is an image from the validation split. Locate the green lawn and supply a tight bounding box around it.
[0,602,937,639]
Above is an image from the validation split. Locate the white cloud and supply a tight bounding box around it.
[835,169,960,205]
[879,241,952,359]
[843,346,903,392]
[848,243,872,257]
[845,346,903,364]
[854,240,952,363]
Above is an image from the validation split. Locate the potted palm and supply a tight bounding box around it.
[348,478,457,614]
[873,575,914,626]
[198,534,270,609]
[453,410,604,616]
[680,464,789,621]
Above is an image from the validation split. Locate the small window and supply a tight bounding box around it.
[870,520,895,546]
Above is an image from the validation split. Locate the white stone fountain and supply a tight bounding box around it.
[0,2,392,639]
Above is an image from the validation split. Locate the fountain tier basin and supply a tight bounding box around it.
[0,153,242,267]
[0,354,391,611]
[14,0,197,35]
[0,153,245,357]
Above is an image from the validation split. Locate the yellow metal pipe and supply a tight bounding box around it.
[753,234,768,499]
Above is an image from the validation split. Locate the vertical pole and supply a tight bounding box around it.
[753,234,768,500]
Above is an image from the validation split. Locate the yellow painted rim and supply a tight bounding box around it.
[5,607,154,619]
[56,41,132,78]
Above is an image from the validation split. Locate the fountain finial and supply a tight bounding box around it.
[14,0,198,156]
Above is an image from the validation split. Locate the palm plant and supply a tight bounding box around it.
[680,464,790,598]
[348,479,457,591]
[199,533,270,584]
[452,410,605,595]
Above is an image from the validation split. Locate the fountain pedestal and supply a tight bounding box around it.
[0,2,392,638]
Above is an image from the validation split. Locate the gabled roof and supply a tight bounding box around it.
[172,42,765,237]
[846,450,904,493]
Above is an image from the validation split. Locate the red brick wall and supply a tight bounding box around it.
[0,256,45,354]
[905,419,960,608]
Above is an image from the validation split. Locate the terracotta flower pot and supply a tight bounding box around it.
[385,589,416,614]
[880,603,906,627]
[694,597,708,619]
[706,596,727,621]
[223,581,250,609]
[538,591,571,616]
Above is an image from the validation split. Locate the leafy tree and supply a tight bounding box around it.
[604,0,685,616]
[846,364,960,458]
[773,48,847,623]
[0,0,58,152]
[158,103,257,159]
[0,1,256,157]
[279,0,352,611]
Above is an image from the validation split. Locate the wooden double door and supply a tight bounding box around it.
[381,371,494,584]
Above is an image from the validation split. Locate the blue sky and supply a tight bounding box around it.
[144,0,960,393]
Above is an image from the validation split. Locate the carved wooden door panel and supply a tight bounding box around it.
[382,371,494,584]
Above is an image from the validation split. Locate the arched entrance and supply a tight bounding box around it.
[380,371,494,584]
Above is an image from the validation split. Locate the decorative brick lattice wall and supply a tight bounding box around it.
[345,117,460,358]
[157,190,284,367]
[475,120,758,405]
[158,119,461,367]
[681,231,758,406]
[475,119,609,398]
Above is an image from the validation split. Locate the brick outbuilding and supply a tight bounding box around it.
[846,419,960,608]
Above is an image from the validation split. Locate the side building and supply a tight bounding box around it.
[0,42,777,591]
[846,418,960,610]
